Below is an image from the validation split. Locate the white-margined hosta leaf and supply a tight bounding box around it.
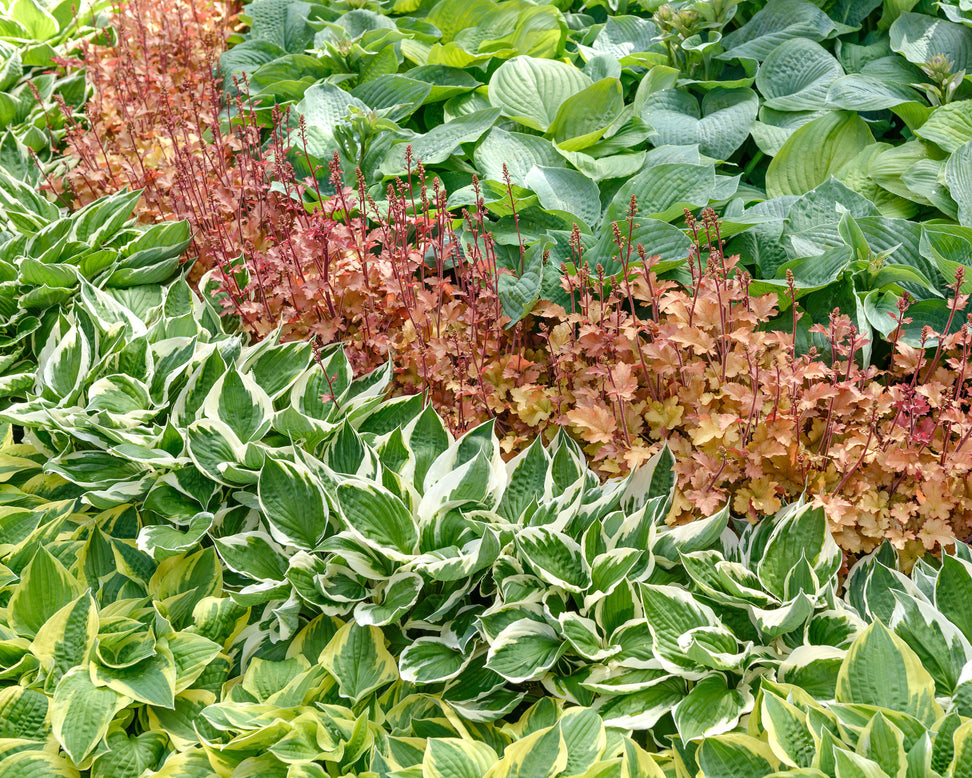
[319,622,399,703]
[485,619,563,684]
[257,457,329,550]
[202,369,273,444]
[399,636,475,684]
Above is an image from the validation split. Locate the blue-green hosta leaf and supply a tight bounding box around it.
[642,87,758,161]
[488,55,591,132]
[383,108,501,174]
[835,620,941,726]
[337,479,417,560]
[757,38,843,111]
[524,167,600,228]
[826,74,923,110]
[766,111,874,197]
[319,622,399,703]
[497,239,546,327]
[485,619,563,684]
[399,637,475,683]
[720,0,840,62]
[296,83,369,158]
[946,141,972,227]
[603,163,717,227]
[673,674,753,741]
[257,457,329,550]
[474,127,565,186]
[51,667,127,765]
[890,12,972,71]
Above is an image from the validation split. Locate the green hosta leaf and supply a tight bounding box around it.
[642,87,758,161]
[766,112,874,197]
[485,619,563,684]
[319,622,399,703]
[488,55,591,132]
[91,729,167,778]
[835,620,941,726]
[258,457,329,550]
[8,547,84,637]
[51,667,127,765]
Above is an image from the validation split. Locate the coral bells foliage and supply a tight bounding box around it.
[52,0,255,279]
[213,151,972,556]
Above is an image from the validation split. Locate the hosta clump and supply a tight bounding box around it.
[0,176,193,402]
[684,544,972,777]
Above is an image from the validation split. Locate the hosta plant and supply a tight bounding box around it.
[0,174,191,404]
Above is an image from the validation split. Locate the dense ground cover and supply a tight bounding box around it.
[5,0,972,776]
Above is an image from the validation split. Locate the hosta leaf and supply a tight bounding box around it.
[51,667,126,765]
[424,738,498,778]
[642,87,758,160]
[354,571,422,626]
[319,622,398,703]
[766,112,873,197]
[548,77,623,151]
[672,674,752,741]
[203,369,272,443]
[696,733,780,777]
[258,457,329,550]
[835,621,941,726]
[399,637,473,683]
[337,479,417,559]
[488,55,591,132]
[516,527,591,592]
[485,619,563,684]
[914,102,972,153]
[757,39,843,111]
[889,12,972,71]
[8,547,84,637]
[761,690,815,768]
